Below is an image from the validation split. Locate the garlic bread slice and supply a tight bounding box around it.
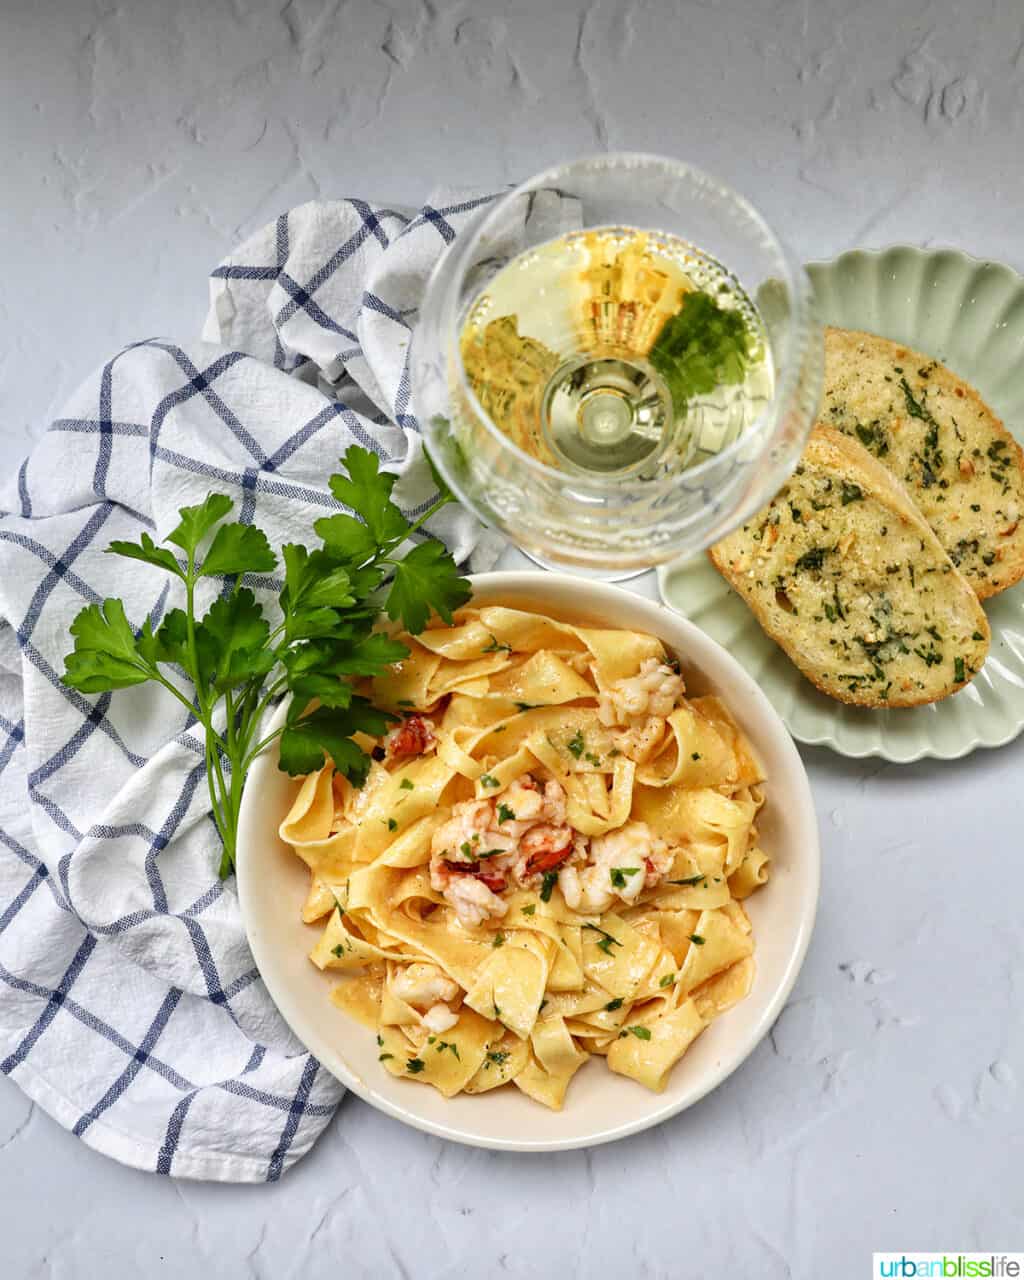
[822,326,1024,599]
[709,427,990,708]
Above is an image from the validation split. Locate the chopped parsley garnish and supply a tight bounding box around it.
[584,752,602,766]
[609,866,640,889]
[387,817,398,832]
[688,934,706,946]
[331,943,345,958]
[795,546,829,572]
[668,873,707,887]
[482,634,512,653]
[972,631,984,641]
[436,1040,460,1059]
[480,774,501,788]
[460,841,473,856]
[659,973,676,988]
[855,421,889,456]
[604,998,624,1012]
[492,932,505,948]
[406,1057,425,1073]
[477,847,506,859]
[399,778,414,791]
[900,376,930,422]
[521,904,536,916]
[691,752,701,761]
[497,803,516,824]
[840,481,864,505]
[626,1025,651,1041]
[583,922,623,955]
[487,1049,510,1066]
[539,871,558,902]
[954,656,966,683]
[378,1052,394,1062]
[567,729,585,759]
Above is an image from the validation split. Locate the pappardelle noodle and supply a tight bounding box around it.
[279,605,770,1110]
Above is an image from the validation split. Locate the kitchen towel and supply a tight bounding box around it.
[0,188,545,1181]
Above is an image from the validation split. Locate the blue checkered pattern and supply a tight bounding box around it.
[0,190,506,1181]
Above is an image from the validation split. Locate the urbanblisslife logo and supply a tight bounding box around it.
[874,1256,1023,1278]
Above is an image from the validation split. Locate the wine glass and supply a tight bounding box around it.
[413,152,822,573]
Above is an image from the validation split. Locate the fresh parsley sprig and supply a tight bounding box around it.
[62,447,470,878]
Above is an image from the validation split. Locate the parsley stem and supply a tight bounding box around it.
[203,731,230,854]
[239,677,287,758]
[380,494,454,563]
[146,666,211,728]
[242,723,287,771]
[183,552,207,720]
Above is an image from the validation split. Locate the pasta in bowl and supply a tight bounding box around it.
[238,573,820,1149]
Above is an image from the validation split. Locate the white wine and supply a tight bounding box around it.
[459,227,774,477]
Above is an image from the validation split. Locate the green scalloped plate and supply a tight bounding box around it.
[659,246,1024,762]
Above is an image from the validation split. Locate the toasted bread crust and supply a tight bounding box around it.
[710,427,990,708]
[822,326,1024,600]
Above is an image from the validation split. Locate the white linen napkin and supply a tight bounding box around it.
[0,187,559,1181]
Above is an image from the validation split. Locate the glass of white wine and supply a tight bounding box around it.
[413,153,822,572]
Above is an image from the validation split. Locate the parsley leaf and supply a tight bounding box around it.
[166,494,235,556]
[329,446,409,545]
[278,700,393,779]
[539,871,558,902]
[626,1025,652,1041]
[386,540,471,632]
[62,599,154,692]
[201,523,277,578]
[197,589,271,692]
[107,531,184,579]
[406,1057,426,1073]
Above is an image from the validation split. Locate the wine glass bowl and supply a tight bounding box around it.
[413,153,822,571]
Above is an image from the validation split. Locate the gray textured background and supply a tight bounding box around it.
[2,0,1023,1275]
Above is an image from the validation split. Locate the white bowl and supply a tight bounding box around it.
[237,572,821,1151]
